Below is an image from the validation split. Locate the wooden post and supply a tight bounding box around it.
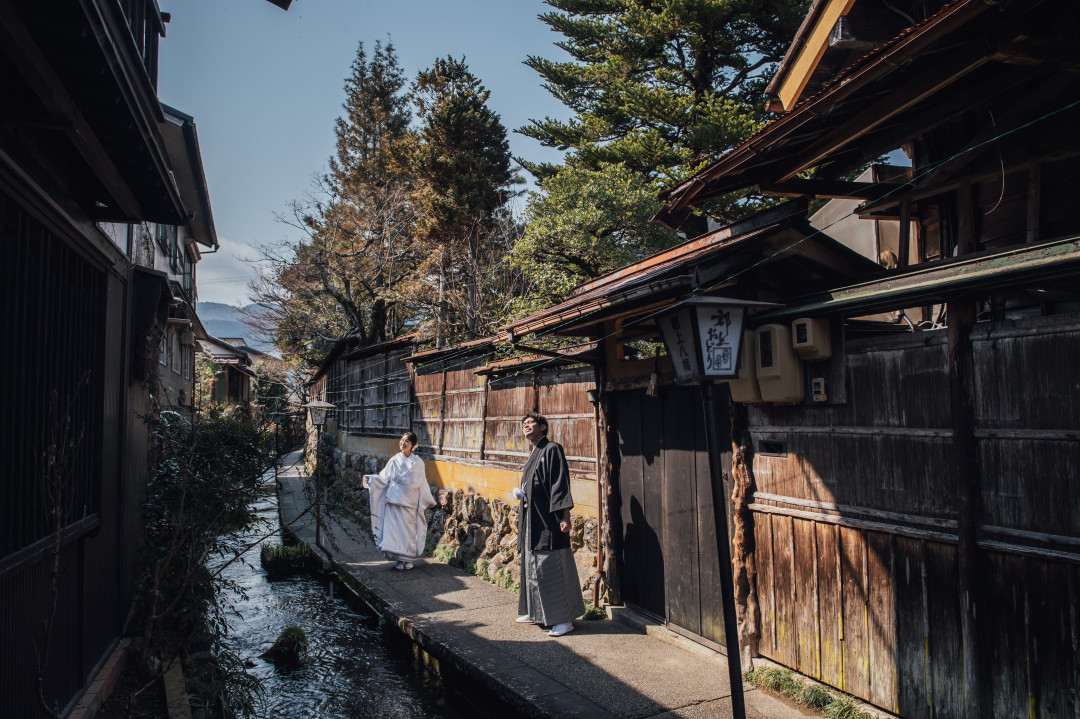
[594,356,620,603]
[437,364,447,455]
[898,200,911,267]
[1026,163,1041,244]
[729,399,761,665]
[957,184,976,255]
[700,381,747,718]
[478,374,489,462]
[948,297,983,718]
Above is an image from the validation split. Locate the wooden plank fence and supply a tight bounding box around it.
[327,350,597,478]
[747,314,1080,717]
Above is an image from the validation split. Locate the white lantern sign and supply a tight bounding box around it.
[656,296,780,384]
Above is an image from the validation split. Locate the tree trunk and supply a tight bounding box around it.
[729,400,760,666]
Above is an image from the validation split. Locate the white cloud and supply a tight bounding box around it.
[195,238,267,306]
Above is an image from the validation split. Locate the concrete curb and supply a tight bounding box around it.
[163,657,193,719]
[331,556,618,719]
[68,638,131,719]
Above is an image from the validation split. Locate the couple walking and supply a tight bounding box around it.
[364,413,584,637]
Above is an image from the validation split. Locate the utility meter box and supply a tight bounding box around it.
[727,330,763,404]
[756,323,804,404]
[791,317,831,360]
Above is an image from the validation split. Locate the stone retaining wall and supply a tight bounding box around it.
[331,447,599,599]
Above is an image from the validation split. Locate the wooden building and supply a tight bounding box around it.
[305,2,1079,716]
[618,0,1078,716]
[310,334,603,518]
[0,1,230,715]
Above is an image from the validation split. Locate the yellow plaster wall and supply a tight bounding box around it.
[338,431,598,518]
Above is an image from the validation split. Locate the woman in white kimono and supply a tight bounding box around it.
[362,432,436,570]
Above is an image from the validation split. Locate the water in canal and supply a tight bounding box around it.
[215,487,466,719]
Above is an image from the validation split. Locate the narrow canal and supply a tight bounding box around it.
[216,486,467,719]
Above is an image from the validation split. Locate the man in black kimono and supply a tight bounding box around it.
[514,412,585,637]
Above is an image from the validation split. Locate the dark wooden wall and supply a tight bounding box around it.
[0,181,138,718]
[748,315,1080,717]
[615,386,732,647]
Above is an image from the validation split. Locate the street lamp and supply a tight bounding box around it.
[303,400,336,567]
[654,296,779,719]
[303,400,335,429]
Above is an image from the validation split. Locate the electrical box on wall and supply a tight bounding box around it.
[756,323,804,404]
[727,330,763,404]
[791,317,831,360]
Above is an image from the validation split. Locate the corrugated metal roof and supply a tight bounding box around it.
[754,234,1080,320]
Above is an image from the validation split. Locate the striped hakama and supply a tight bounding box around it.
[521,519,586,626]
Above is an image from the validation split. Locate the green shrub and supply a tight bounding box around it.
[432,543,461,567]
[582,602,606,620]
[744,667,872,719]
[260,543,312,577]
[489,566,518,592]
[260,625,309,665]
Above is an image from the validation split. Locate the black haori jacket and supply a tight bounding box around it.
[517,436,575,551]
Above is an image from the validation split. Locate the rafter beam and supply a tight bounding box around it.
[778,43,993,183]
[761,178,905,200]
[0,0,143,219]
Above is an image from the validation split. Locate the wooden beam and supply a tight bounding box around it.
[898,200,911,267]
[775,0,860,112]
[914,71,1078,189]
[0,0,143,220]
[510,344,599,365]
[948,297,986,718]
[817,70,1028,182]
[859,145,1080,217]
[760,178,905,200]
[780,45,992,182]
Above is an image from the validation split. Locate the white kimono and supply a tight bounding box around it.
[364,452,436,561]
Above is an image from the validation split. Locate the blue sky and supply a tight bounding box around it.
[158,0,572,305]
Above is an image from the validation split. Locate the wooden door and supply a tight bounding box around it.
[616,389,666,617]
[616,385,732,644]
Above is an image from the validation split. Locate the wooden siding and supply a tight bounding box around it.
[324,353,597,481]
[0,183,134,718]
[748,314,1080,717]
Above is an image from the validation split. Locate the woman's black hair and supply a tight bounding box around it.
[402,431,418,447]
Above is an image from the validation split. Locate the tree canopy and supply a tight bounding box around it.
[521,0,807,190]
[507,0,807,310]
[403,56,523,342]
[249,41,418,364]
[511,162,677,315]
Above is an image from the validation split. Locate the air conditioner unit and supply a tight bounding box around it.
[727,330,763,404]
[756,324,804,404]
[791,317,831,360]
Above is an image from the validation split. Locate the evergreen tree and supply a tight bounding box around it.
[512,162,678,313]
[250,40,417,364]
[405,57,522,341]
[520,0,807,225]
[250,360,288,413]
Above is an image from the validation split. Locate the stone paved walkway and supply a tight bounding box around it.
[274,450,822,719]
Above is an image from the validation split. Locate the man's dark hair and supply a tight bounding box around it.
[402,431,419,447]
[522,412,548,434]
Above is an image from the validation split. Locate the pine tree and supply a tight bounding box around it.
[250,41,418,364]
[512,162,678,313]
[405,57,521,341]
[520,0,807,224]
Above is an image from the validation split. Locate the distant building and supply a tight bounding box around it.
[199,335,255,406]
